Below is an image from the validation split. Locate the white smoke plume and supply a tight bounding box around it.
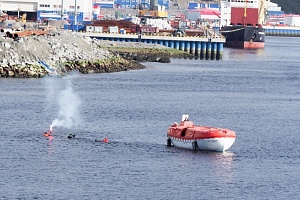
[50,79,82,129]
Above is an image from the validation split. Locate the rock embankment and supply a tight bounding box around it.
[0,29,111,77]
[0,29,187,78]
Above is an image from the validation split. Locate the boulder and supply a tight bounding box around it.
[8,70,14,77]
[27,71,36,77]
[158,57,171,63]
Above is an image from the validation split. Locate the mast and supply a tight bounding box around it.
[243,0,247,25]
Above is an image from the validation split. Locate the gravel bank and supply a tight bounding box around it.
[0,29,186,78]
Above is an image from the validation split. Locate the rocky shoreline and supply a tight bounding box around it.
[0,29,189,78]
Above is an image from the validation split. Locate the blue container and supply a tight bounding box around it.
[120,29,126,34]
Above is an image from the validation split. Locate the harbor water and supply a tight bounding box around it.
[0,36,300,199]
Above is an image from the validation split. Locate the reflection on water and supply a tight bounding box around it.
[166,145,235,183]
[46,136,54,154]
[223,48,266,60]
[202,151,236,182]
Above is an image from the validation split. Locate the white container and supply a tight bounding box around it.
[86,25,94,32]
[108,26,118,33]
[94,26,103,33]
[284,15,300,26]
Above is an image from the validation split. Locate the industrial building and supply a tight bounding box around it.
[0,0,296,27]
[0,0,169,23]
[0,0,94,23]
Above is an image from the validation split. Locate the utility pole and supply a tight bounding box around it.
[74,0,77,25]
[18,5,20,19]
[61,0,64,20]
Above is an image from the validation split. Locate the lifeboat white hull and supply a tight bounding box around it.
[169,137,236,152]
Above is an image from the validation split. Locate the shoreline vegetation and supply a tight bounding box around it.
[0,29,190,78]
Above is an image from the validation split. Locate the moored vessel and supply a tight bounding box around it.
[220,25,265,48]
[219,0,267,49]
[167,115,236,152]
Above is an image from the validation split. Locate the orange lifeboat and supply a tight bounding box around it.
[167,115,236,152]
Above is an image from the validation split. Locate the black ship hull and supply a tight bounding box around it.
[220,26,265,49]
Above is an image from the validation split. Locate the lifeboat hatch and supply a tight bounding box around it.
[181,128,188,137]
[181,114,189,121]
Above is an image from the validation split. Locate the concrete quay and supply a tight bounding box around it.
[81,32,226,60]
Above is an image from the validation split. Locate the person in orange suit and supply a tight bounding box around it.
[103,137,109,143]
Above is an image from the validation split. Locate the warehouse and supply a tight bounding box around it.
[0,0,93,23]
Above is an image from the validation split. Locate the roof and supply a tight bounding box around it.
[186,8,221,16]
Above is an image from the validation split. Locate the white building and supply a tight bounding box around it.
[0,0,37,15]
[0,0,93,22]
[284,15,300,26]
[267,2,282,12]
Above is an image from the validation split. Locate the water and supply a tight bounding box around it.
[1,36,300,199]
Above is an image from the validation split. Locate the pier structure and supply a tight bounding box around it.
[82,33,225,60]
[264,27,300,37]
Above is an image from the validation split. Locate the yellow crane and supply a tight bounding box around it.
[258,0,270,25]
[21,13,26,22]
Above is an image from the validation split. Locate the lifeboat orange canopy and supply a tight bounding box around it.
[167,114,236,152]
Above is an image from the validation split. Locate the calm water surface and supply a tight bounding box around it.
[0,36,300,199]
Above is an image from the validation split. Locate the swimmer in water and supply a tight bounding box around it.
[68,134,75,139]
[44,131,51,137]
[103,137,109,143]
